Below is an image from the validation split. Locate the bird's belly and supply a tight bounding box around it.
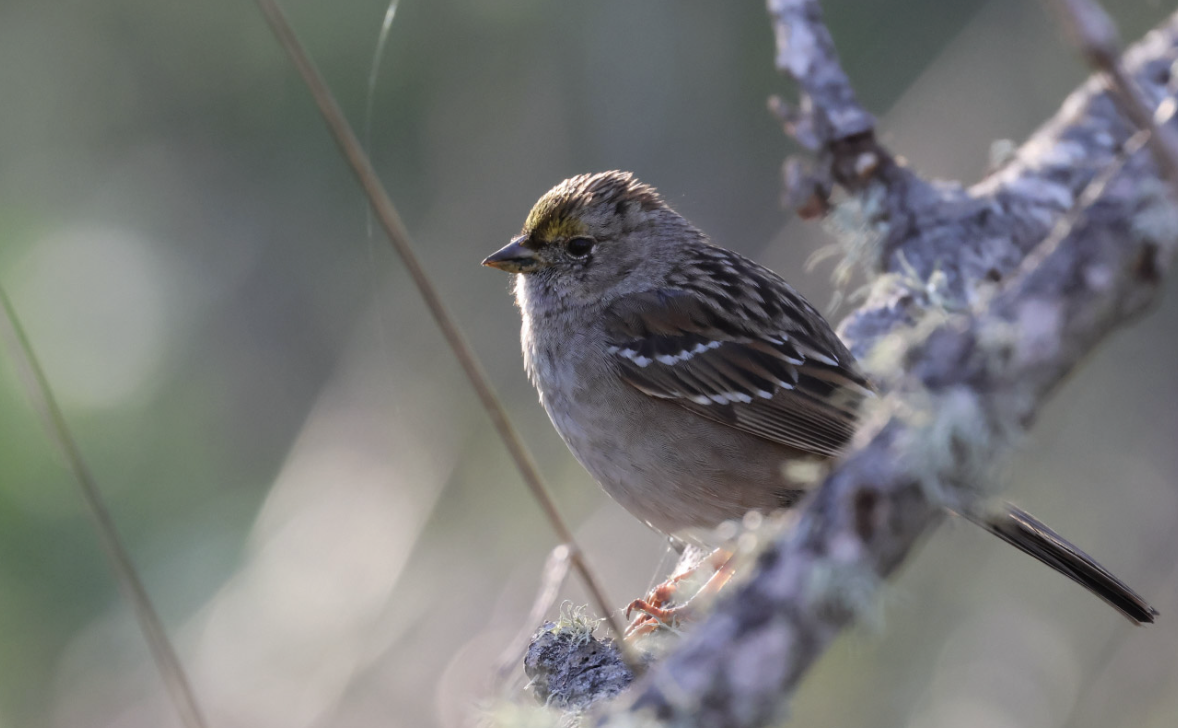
[541,373,798,536]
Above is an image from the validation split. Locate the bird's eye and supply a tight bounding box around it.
[566,236,595,258]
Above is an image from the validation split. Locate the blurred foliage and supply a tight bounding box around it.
[0,1,1175,727]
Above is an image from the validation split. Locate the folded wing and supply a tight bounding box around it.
[604,279,871,458]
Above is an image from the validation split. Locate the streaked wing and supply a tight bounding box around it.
[603,250,870,457]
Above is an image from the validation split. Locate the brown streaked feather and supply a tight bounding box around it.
[603,247,871,458]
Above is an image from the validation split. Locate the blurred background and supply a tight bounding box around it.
[1,0,1176,726]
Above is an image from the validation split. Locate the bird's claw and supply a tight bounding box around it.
[624,579,691,638]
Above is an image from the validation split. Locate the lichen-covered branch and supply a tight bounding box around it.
[522,4,1178,726]
[841,11,1178,356]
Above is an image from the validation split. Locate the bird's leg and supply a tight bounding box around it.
[624,548,736,638]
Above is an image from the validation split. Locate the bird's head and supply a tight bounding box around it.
[483,171,702,306]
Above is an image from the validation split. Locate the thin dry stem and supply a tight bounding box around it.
[494,544,572,691]
[0,287,209,728]
[248,0,633,658]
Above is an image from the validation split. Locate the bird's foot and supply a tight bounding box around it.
[624,577,689,638]
[624,600,693,638]
[623,548,736,639]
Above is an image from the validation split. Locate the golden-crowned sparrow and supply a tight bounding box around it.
[483,170,1155,624]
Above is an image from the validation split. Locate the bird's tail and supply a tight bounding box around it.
[968,505,1157,625]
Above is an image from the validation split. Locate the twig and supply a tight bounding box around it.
[248,0,632,655]
[0,287,209,728]
[1046,0,1178,195]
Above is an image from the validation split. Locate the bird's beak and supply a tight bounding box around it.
[482,236,539,273]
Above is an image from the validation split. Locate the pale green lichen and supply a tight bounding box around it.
[893,252,961,312]
[822,179,893,288]
[540,602,604,646]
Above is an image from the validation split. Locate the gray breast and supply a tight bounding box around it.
[528,324,803,534]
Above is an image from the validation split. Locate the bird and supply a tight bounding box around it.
[482,170,1156,628]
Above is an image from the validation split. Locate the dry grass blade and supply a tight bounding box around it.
[494,544,572,690]
[0,286,209,728]
[249,0,634,656]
